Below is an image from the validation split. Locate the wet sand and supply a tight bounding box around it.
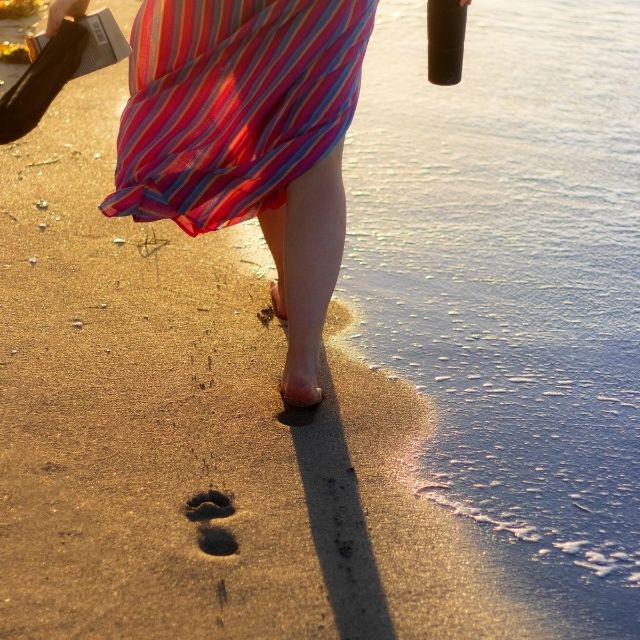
[1,3,560,638]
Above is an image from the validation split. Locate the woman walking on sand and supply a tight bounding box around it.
[47,0,472,408]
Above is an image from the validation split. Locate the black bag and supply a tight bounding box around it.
[0,19,89,145]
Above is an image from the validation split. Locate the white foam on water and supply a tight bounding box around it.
[413,481,640,588]
[554,540,591,555]
[574,561,618,579]
[417,488,543,543]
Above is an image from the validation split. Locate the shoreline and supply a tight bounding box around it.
[1,3,567,638]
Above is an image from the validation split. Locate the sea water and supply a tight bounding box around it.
[240,0,640,636]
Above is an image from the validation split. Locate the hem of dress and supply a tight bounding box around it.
[98,112,354,237]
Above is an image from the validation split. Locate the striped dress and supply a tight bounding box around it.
[99,0,379,237]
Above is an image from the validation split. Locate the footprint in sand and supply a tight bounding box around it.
[185,490,238,556]
[197,527,239,557]
[185,490,236,521]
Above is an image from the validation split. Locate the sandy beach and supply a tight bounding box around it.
[0,2,564,638]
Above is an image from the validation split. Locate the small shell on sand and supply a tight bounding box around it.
[112,238,126,245]
[28,256,37,265]
[72,320,83,329]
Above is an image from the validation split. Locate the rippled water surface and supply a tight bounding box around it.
[241,0,639,636]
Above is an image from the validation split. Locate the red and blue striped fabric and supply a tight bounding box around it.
[99,0,379,237]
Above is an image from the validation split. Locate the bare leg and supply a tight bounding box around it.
[257,203,287,319]
[281,137,346,405]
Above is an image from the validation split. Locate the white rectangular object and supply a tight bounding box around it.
[27,7,131,79]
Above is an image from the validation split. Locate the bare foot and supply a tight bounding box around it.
[270,280,288,321]
[279,359,323,408]
[279,378,324,407]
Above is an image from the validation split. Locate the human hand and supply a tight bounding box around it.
[459,0,473,6]
[45,0,90,38]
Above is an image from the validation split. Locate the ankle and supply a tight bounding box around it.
[285,346,320,376]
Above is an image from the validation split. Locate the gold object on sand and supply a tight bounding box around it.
[0,41,30,64]
[0,1,44,64]
[0,0,43,19]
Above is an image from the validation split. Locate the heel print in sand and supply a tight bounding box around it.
[184,490,238,556]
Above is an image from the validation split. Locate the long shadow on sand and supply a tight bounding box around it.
[278,347,396,640]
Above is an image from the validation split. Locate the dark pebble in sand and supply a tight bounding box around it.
[41,461,64,474]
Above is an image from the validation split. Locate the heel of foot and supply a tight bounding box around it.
[278,380,324,408]
[270,280,288,322]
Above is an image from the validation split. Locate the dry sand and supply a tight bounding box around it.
[1,3,564,638]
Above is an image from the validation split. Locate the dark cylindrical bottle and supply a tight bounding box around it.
[427,0,468,86]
